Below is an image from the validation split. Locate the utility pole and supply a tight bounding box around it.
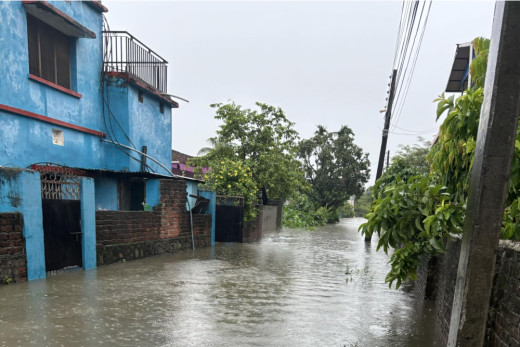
[375,69,397,182]
[447,2,520,346]
[386,150,390,169]
[366,70,397,242]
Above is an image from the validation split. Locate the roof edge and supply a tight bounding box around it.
[104,71,179,108]
[86,1,108,13]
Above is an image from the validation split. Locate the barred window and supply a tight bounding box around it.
[27,14,71,89]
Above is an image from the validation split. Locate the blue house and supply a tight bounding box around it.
[0,1,212,283]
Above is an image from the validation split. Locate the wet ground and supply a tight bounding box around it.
[0,218,437,346]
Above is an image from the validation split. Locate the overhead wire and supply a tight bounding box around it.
[395,1,419,86]
[389,123,439,134]
[393,1,420,105]
[387,129,438,136]
[392,1,407,68]
[390,0,432,132]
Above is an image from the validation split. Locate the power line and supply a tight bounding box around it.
[393,1,425,110]
[391,1,433,132]
[389,123,438,133]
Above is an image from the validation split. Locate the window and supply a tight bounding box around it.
[27,14,71,89]
[119,179,145,211]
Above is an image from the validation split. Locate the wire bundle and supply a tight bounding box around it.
[386,0,434,136]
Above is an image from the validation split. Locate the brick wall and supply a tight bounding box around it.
[158,179,190,238]
[96,211,161,245]
[420,238,520,345]
[433,238,461,345]
[171,149,193,164]
[416,256,438,300]
[486,241,520,346]
[0,213,26,284]
[96,178,211,265]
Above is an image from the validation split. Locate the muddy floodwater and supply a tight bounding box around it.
[0,218,437,346]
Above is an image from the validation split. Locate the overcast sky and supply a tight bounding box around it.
[105,0,495,183]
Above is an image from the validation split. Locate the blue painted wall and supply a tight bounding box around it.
[127,85,172,174]
[145,179,161,208]
[0,1,105,169]
[94,177,118,210]
[81,177,96,270]
[0,1,174,175]
[95,178,165,211]
[0,1,177,280]
[199,190,216,246]
[0,168,45,280]
[102,80,173,175]
[186,180,199,211]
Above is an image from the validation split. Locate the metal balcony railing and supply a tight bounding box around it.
[102,31,168,93]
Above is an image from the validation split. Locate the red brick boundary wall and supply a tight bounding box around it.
[96,179,211,265]
[0,213,26,284]
[417,239,520,346]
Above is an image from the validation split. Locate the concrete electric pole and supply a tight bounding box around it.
[448,2,520,346]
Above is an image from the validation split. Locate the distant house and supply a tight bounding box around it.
[0,1,212,283]
[445,41,474,93]
[171,149,196,178]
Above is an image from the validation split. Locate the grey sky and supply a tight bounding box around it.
[105,1,494,183]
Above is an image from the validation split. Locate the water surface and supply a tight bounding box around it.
[0,218,436,346]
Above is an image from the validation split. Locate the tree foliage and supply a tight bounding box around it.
[354,186,373,217]
[190,102,305,202]
[360,37,496,288]
[392,137,431,175]
[283,191,330,229]
[298,125,370,212]
[197,158,258,221]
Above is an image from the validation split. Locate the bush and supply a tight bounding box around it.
[283,192,330,229]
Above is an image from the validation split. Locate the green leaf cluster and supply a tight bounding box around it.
[428,87,483,203]
[197,158,258,221]
[354,187,373,217]
[191,102,305,201]
[360,175,464,288]
[392,137,431,174]
[282,191,330,229]
[360,37,495,289]
[298,125,370,210]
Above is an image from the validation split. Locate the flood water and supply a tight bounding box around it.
[0,218,437,347]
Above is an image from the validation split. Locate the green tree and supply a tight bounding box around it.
[197,158,258,221]
[283,191,328,229]
[299,125,370,216]
[191,102,305,201]
[392,137,431,174]
[360,37,496,288]
[354,186,373,217]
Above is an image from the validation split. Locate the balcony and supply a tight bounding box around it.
[102,31,167,94]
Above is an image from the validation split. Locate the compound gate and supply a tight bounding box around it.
[215,195,244,243]
[32,164,83,273]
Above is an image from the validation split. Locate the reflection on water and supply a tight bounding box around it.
[0,218,436,346]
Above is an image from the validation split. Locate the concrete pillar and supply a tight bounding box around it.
[448,2,520,346]
[0,168,45,280]
[81,177,96,270]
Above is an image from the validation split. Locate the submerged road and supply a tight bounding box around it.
[0,218,436,346]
